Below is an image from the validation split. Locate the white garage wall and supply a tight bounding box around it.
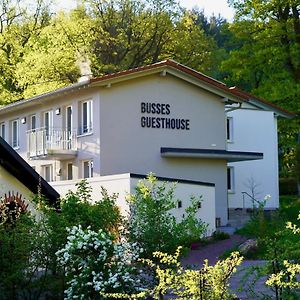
[51,173,216,235]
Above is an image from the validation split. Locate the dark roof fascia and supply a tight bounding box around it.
[161,147,263,162]
[0,137,60,205]
[130,173,215,187]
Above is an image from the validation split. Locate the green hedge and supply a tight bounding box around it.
[279,177,298,195]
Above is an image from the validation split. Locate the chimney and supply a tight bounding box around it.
[76,52,93,82]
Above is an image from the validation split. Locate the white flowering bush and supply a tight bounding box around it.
[56,225,142,300]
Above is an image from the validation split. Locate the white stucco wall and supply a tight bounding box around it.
[51,173,216,235]
[130,177,216,235]
[227,109,279,209]
[99,74,228,225]
[0,165,33,201]
[51,173,131,213]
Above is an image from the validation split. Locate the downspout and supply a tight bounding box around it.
[225,102,242,224]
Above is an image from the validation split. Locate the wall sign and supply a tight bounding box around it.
[140,102,190,130]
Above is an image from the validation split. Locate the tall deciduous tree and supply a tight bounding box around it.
[0,0,51,104]
[224,0,300,175]
[0,0,217,103]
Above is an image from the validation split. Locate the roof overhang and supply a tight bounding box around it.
[89,62,244,104]
[0,59,294,118]
[161,147,263,162]
[0,80,90,116]
[0,137,60,205]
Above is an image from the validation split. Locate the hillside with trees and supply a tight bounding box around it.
[0,0,299,173]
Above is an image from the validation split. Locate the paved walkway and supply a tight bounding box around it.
[181,235,274,299]
[182,234,247,267]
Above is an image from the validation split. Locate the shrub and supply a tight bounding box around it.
[0,211,54,300]
[106,247,243,299]
[127,174,207,258]
[279,178,298,195]
[56,225,142,299]
[266,213,300,296]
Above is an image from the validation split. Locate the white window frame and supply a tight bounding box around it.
[79,100,93,135]
[67,162,73,180]
[43,164,53,182]
[65,105,73,133]
[0,122,5,140]
[11,119,20,149]
[30,114,37,131]
[227,166,235,193]
[226,117,233,143]
[82,160,93,178]
[43,110,53,138]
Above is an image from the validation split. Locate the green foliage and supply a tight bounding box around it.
[266,213,300,296]
[56,225,141,300]
[127,174,207,258]
[212,230,230,241]
[0,0,219,103]
[279,177,298,195]
[60,181,122,235]
[224,0,300,175]
[110,247,243,299]
[0,212,57,300]
[235,196,300,298]
[0,180,123,299]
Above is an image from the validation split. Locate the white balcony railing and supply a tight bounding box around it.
[27,128,77,158]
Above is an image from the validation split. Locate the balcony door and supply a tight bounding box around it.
[66,106,72,133]
[44,110,53,140]
[65,106,73,149]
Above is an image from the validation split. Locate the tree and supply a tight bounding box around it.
[0,0,219,103]
[224,0,300,175]
[0,0,51,104]
[127,174,207,258]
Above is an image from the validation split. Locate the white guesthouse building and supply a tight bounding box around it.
[0,60,294,233]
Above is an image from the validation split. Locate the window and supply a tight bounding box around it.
[0,122,5,140]
[227,167,234,192]
[11,119,19,148]
[29,115,36,131]
[43,164,53,182]
[80,100,93,135]
[226,117,233,142]
[83,160,93,178]
[43,110,53,138]
[67,162,73,180]
[66,106,73,133]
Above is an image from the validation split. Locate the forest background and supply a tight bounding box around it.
[0,0,299,175]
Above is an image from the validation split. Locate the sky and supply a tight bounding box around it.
[55,0,235,21]
[179,0,234,20]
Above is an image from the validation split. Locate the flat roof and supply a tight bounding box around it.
[130,173,215,187]
[161,147,263,162]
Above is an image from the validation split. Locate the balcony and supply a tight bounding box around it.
[27,128,78,160]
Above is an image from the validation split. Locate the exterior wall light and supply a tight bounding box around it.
[21,117,26,124]
[55,108,61,115]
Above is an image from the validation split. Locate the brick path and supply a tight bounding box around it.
[181,235,274,299]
